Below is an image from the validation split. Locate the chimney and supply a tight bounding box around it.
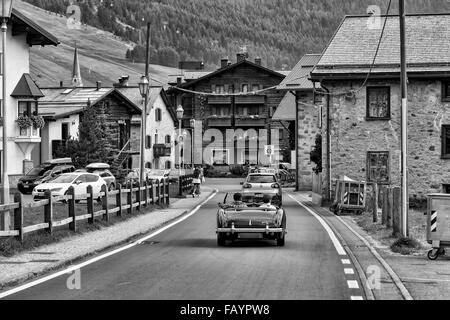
[177,77,182,86]
[120,75,129,87]
[96,81,102,91]
[237,53,246,63]
[255,57,262,66]
[220,58,229,68]
[59,81,64,88]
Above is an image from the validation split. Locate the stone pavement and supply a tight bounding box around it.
[290,191,450,300]
[0,187,216,289]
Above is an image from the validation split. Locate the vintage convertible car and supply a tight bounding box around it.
[216,193,287,246]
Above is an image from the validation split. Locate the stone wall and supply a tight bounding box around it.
[297,92,319,190]
[320,78,450,201]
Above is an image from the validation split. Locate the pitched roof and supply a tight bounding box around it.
[115,86,177,122]
[272,92,296,121]
[277,54,321,91]
[10,8,59,46]
[11,73,44,98]
[312,13,450,79]
[175,59,286,89]
[39,87,141,119]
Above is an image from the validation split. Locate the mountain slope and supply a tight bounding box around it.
[23,0,450,70]
[15,0,178,88]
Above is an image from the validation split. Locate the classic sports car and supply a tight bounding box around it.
[216,193,287,246]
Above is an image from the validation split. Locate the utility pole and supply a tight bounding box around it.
[399,0,409,237]
[139,22,151,186]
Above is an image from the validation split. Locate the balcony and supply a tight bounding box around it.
[235,116,266,127]
[154,143,171,158]
[235,95,265,104]
[207,96,231,105]
[207,116,232,127]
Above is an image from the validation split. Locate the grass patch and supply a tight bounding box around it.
[390,237,423,255]
[352,208,430,255]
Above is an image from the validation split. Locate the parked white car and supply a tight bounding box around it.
[32,172,107,201]
[146,169,170,181]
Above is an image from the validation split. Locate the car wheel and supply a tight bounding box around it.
[217,233,226,246]
[276,231,286,246]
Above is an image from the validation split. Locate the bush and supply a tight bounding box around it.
[229,164,245,176]
[390,237,423,255]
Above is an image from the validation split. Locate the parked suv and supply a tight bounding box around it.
[75,163,116,191]
[17,158,75,194]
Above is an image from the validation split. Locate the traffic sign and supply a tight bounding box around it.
[264,145,274,156]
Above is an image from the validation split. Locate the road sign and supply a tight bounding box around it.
[264,145,274,156]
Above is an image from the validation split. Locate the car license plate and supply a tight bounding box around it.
[238,233,263,239]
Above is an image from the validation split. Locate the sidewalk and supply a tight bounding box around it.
[289,191,450,300]
[0,187,215,289]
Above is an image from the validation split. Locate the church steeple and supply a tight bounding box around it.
[71,42,83,87]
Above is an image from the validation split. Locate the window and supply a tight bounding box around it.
[155,134,158,144]
[366,87,390,120]
[155,108,162,122]
[145,135,152,149]
[18,100,38,117]
[211,105,230,116]
[442,81,450,101]
[165,135,171,144]
[237,105,260,116]
[252,84,260,92]
[85,175,99,183]
[165,161,172,169]
[61,123,69,141]
[441,125,450,158]
[367,151,390,184]
[242,84,249,93]
[215,85,225,94]
[145,162,152,169]
[443,184,450,194]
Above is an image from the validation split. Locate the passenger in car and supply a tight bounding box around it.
[259,194,276,209]
[232,193,247,208]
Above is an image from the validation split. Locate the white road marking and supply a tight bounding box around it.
[288,194,347,256]
[341,259,351,265]
[347,280,359,289]
[344,268,355,275]
[351,296,364,300]
[0,189,218,299]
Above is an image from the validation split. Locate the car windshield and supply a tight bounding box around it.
[26,164,52,176]
[50,174,77,184]
[247,175,276,183]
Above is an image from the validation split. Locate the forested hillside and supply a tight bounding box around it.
[24,0,450,69]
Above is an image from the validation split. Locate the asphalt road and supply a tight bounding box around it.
[3,179,363,300]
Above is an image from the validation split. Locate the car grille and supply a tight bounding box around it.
[228,220,275,228]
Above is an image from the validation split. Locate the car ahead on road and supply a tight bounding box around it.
[216,193,287,246]
[17,158,75,194]
[75,163,117,191]
[32,172,106,202]
[240,173,283,206]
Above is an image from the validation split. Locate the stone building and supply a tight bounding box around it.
[310,13,450,202]
[275,54,321,190]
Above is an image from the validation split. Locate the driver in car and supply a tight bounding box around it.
[259,194,276,209]
[231,193,247,208]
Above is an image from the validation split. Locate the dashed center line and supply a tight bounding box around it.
[351,296,364,300]
[344,268,355,275]
[341,259,351,265]
[347,280,360,289]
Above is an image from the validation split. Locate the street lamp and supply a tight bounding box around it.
[176,105,184,175]
[190,119,195,167]
[1,0,14,231]
[138,75,149,185]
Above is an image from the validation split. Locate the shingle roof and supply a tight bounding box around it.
[11,73,44,98]
[277,54,321,90]
[312,13,450,78]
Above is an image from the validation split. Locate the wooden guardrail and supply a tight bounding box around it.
[0,178,170,243]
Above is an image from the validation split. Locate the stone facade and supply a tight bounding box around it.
[320,78,450,201]
[297,92,319,190]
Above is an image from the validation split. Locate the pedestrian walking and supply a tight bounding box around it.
[192,166,201,197]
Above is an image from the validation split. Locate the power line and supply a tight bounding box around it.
[314,0,393,97]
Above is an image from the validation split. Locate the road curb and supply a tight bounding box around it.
[290,192,413,301]
[0,189,218,295]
